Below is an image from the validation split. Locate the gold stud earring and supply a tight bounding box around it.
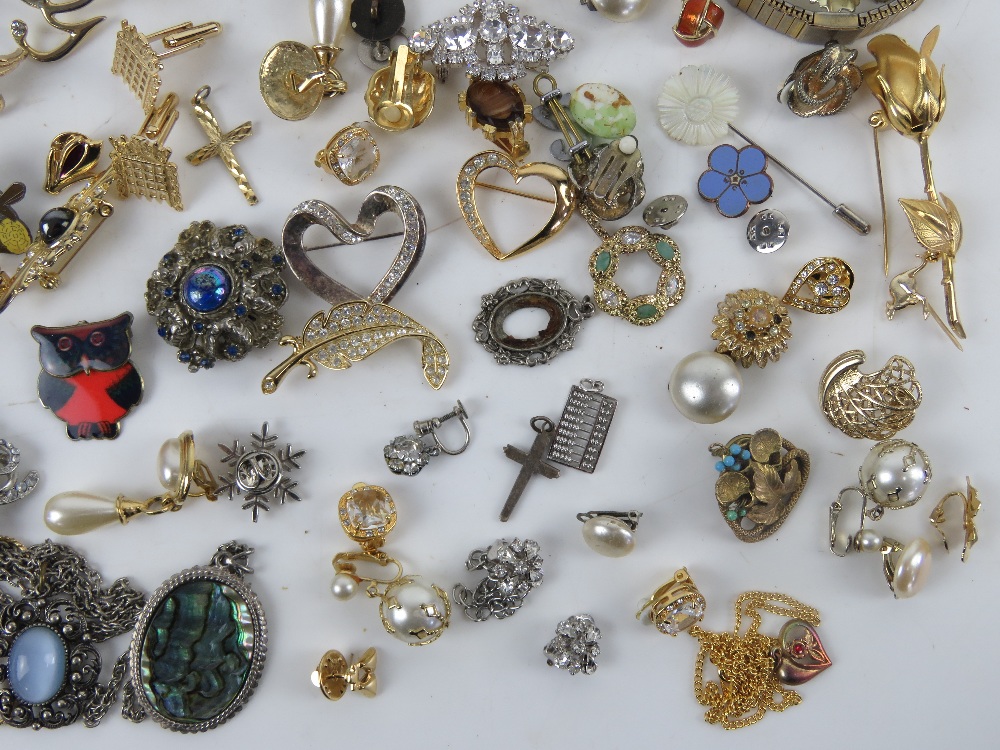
[312,648,377,699]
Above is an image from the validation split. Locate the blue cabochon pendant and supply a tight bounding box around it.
[0,538,145,729]
[123,542,267,732]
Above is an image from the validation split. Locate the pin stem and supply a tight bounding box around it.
[728,124,871,236]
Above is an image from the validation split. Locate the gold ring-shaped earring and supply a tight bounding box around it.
[315,124,381,186]
[312,647,377,699]
[929,476,980,562]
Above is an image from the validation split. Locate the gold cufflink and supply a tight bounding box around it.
[112,19,222,113]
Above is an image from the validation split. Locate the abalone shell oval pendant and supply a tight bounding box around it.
[127,544,267,732]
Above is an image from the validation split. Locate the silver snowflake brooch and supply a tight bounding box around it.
[217,422,305,521]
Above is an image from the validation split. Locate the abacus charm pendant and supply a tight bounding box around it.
[547,380,617,473]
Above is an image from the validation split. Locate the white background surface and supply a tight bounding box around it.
[0,0,996,746]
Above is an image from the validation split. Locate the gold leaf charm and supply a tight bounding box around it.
[262,300,449,394]
[781,257,854,313]
[710,428,810,542]
[899,197,953,257]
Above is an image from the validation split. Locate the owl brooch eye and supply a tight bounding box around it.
[146,221,288,372]
[30,312,143,441]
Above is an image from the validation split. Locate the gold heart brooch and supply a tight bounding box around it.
[457,151,576,261]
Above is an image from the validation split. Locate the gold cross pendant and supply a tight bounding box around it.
[186,85,258,205]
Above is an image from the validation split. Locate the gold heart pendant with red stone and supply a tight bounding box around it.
[457,151,577,261]
[775,619,832,686]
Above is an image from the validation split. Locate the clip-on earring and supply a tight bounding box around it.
[0,0,104,113]
[384,401,471,476]
[331,483,450,645]
[0,96,184,317]
[929,477,980,562]
[820,349,922,440]
[312,647,377,700]
[43,430,217,535]
[829,439,933,598]
[260,0,350,120]
[667,258,853,424]
[577,511,641,557]
[366,44,435,132]
[535,73,645,221]
[544,614,601,675]
[637,568,831,729]
[43,423,306,532]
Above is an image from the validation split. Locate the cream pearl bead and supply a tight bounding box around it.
[892,538,932,599]
[311,0,349,47]
[588,0,652,23]
[860,440,930,509]
[157,437,183,493]
[44,492,120,535]
[856,528,884,553]
[381,578,448,644]
[669,351,743,423]
[582,516,635,557]
[330,573,358,600]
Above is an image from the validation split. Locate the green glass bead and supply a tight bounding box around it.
[595,251,612,273]
[570,83,637,139]
[636,304,658,319]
